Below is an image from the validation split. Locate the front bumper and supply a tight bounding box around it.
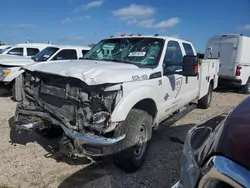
[15,103,125,157]
[218,76,242,87]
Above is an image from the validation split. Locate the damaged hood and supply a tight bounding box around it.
[0,55,33,66]
[24,59,154,85]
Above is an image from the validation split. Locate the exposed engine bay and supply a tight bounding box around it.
[15,70,125,157]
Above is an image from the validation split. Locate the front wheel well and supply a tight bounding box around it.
[132,99,157,120]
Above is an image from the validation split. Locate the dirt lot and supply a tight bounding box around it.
[0,89,247,188]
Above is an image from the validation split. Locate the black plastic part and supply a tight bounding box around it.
[182,55,199,77]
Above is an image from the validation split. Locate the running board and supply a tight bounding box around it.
[154,103,197,129]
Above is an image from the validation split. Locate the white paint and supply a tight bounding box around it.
[22,35,220,125]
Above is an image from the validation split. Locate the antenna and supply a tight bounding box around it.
[87,28,102,45]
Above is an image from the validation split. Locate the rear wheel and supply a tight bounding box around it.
[242,78,250,94]
[113,109,152,173]
[198,83,213,109]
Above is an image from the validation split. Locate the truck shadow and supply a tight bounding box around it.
[214,86,243,94]
[0,88,11,97]
[57,123,195,188]
[8,116,194,187]
[8,117,92,166]
[0,88,17,102]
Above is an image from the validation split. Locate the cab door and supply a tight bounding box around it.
[159,40,186,121]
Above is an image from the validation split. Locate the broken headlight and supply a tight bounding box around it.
[92,111,110,125]
[103,84,123,105]
[90,85,123,132]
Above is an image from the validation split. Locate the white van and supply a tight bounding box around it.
[205,34,250,93]
[0,43,50,57]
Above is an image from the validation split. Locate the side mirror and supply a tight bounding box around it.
[182,55,199,77]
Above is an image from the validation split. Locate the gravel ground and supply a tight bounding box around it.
[0,89,248,188]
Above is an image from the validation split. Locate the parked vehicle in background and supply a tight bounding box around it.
[0,45,12,54]
[0,43,50,57]
[205,34,250,94]
[0,45,91,100]
[14,35,219,172]
[172,97,250,188]
[30,45,91,62]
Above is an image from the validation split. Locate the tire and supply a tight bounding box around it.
[113,109,153,173]
[198,83,213,109]
[242,78,250,94]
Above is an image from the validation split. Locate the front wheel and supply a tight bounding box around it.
[198,83,213,109]
[113,109,153,173]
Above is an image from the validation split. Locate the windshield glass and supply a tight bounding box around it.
[0,46,11,54]
[32,47,59,62]
[84,37,164,67]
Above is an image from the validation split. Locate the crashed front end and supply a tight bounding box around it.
[15,70,125,157]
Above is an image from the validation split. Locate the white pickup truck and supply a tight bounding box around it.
[0,45,91,100]
[14,35,220,172]
[0,43,49,57]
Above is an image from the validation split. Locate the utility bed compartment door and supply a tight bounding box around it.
[198,59,220,99]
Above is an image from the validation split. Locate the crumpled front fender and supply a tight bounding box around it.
[111,86,159,122]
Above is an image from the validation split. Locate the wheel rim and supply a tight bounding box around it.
[134,123,148,159]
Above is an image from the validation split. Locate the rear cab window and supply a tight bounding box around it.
[27,48,40,56]
[52,49,78,60]
[182,42,195,55]
[7,47,24,56]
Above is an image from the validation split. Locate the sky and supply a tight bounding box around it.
[0,0,250,51]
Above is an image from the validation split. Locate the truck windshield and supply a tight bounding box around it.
[83,37,164,67]
[32,47,59,62]
[0,46,11,54]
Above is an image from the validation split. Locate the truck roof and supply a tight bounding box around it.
[44,44,91,50]
[13,43,91,50]
[14,43,51,48]
[209,34,250,39]
[105,35,192,44]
